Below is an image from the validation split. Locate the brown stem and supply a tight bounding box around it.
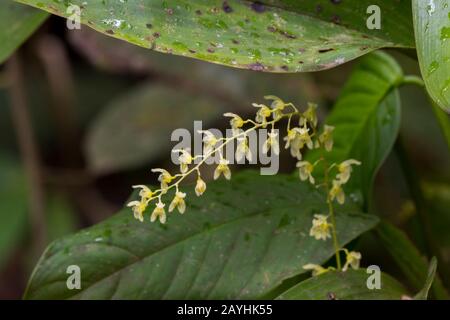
[6,54,47,253]
[33,34,80,166]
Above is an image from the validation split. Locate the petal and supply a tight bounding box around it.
[213,166,221,180]
[178,200,186,214]
[132,185,147,190]
[223,166,231,180]
[262,140,269,154]
[223,112,238,118]
[325,140,333,152]
[272,141,280,155]
[159,212,167,224]
[342,262,349,272]
[127,201,140,207]
[235,147,244,162]
[168,200,176,212]
[246,149,253,162]
[299,169,308,181]
[337,190,345,205]
[150,210,157,222]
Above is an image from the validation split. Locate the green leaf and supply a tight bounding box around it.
[413,0,450,112]
[85,85,225,174]
[0,2,47,64]
[422,182,450,286]
[276,270,408,300]
[414,257,438,300]
[375,221,449,300]
[0,156,28,270]
[17,0,413,72]
[24,171,378,299]
[68,27,321,105]
[306,51,402,206]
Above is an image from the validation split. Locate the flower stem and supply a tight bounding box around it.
[328,199,341,270]
[323,157,341,270]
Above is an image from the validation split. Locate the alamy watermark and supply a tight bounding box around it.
[366,265,381,290]
[66,265,81,290]
[66,5,81,30]
[366,5,382,30]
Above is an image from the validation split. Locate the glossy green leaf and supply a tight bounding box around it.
[68,27,321,105]
[375,221,449,300]
[306,51,402,206]
[277,270,408,300]
[413,0,450,111]
[17,0,413,72]
[85,85,225,174]
[0,156,28,270]
[24,171,378,299]
[0,2,47,64]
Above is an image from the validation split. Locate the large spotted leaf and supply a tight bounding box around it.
[24,171,378,299]
[16,0,413,72]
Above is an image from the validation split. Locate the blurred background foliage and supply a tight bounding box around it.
[0,15,449,299]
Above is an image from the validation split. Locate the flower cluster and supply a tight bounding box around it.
[296,131,362,274]
[128,95,324,225]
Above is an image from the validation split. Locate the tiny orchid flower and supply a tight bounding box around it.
[236,136,252,162]
[151,168,174,190]
[262,130,280,155]
[214,159,231,180]
[132,185,153,200]
[150,201,166,224]
[252,103,272,125]
[342,250,362,272]
[284,128,302,160]
[195,176,207,196]
[169,191,187,214]
[318,125,335,152]
[295,126,314,150]
[329,180,345,205]
[297,161,315,184]
[173,149,193,173]
[127,200,147,222]
[300,102,318,128]
[224,113,244,133]
[264,95,286,120]
[336,159,361,184]
[309,214,332,241]
[199,130,218,155]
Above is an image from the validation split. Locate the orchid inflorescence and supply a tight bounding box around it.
[300,155,363,274]
[128,95,362,274]
[128,95,320,224]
